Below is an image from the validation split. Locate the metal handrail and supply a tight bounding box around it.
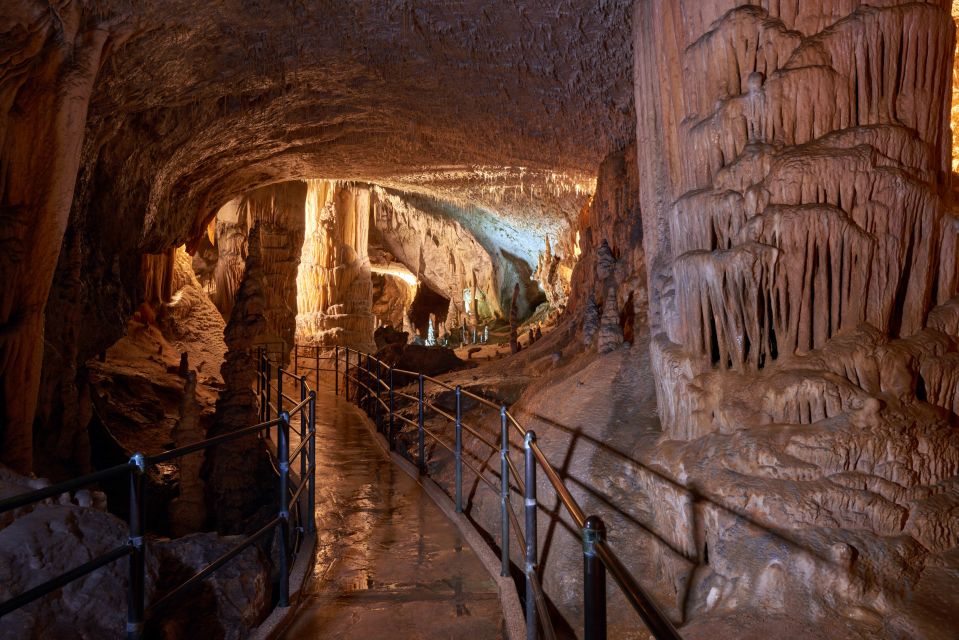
[0,347,318,640]
[327,345,681,640]
[0,461,135,515]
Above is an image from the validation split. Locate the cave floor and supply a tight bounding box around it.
[280,392,504,639]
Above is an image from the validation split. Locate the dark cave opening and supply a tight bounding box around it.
[409,284,450,338]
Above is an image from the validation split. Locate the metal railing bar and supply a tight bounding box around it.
[291,366,337,375]
[0,462,133,515]
[505,497,529,567]
[594,540,683,640]
[420,375,455,392]
[420,426,456,456]
[528,568,558,640]
[287,466,314,507]
[458,422,499,452]
[459,456,500,493]
[279,369,303,383]
[528,441,587,529]
[285,396,312,415]
[0,544,131,617]
[506,411,528,437]
[424,402,456,423]
[392,413,419,429]
[148,418,280,465]
[289,436,309,462]
[147,516,282,618]
[393,390,419,403]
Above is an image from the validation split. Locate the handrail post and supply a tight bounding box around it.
[388,367,395,449]
[583,515,607,640]
[277,363,283,418]
[455,386,463,513]
[299,376,308,481]
[376,359,383,434]
[333,346,339,396]
[307,391,316,534]
[264,358,272,434]
[364,355,371,414]
[524,432,539,640]
[278,412,291,607]
[500,405,510,577]
[372,358,380,430]
[256,348,263,421]
[345,348,350,401]
[418,374,426,473]
[127,454,146,640]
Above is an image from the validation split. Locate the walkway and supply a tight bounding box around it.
[281,392,504,639]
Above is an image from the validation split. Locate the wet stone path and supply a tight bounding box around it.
[281,392,504,639]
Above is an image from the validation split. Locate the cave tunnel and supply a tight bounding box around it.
[2,1,959,639]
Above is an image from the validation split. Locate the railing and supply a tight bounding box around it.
[300,344,682,640]
[0,348,316,639]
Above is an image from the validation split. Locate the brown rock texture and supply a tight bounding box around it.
[628,1,959,636]
[296,180,375,350]
[207,217,286,533]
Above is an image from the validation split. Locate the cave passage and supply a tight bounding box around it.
[3,1,959,639]
[279,391,502,637]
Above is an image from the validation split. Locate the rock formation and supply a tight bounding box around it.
[206,220,283,533]
[296,180,376,351]
[629,1,959,635]
[169,372,205,537]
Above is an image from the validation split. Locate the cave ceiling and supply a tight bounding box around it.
[36,0,636,244]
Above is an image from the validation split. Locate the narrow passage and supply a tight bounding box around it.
[282,392,504,639]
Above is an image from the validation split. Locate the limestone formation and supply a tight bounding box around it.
[169,372,205,537]
[206,221,279,533]
[597,286,624,354]
[629,1,959,635]
[532,234,574,315]
[1,1,957,638]
[582,298,600,347]
[296,180,376,351]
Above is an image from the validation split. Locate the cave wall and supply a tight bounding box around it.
[567,142,646,347]
[0,4,137,474]
[634,0,959,438]
[625,1,959,635]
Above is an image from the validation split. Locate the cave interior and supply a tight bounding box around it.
[1,1,959,639]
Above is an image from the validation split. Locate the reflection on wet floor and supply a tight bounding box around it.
[281,392,504,639]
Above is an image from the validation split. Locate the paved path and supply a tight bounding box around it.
[281,392,504,639]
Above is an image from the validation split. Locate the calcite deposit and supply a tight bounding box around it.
[1,0,957,638]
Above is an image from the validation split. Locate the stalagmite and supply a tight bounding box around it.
[582,298,600,346]
[597,286,624,354]
[169,371,205,536]
[296,180,375,351]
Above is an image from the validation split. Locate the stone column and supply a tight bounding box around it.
[296,180,376,351]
